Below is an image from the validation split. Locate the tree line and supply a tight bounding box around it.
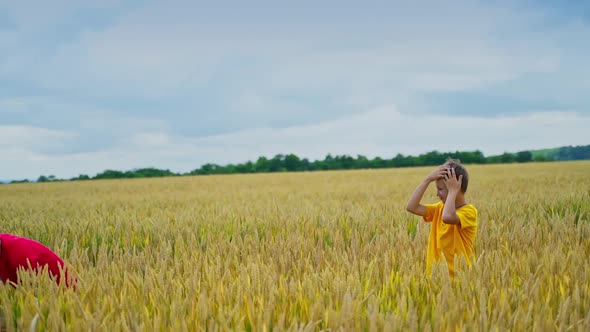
[6,144,590,184]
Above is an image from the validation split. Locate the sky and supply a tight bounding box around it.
[1,0,589,180]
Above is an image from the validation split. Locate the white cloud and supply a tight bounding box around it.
[0,125,72,149]
[0,98,29,114]
[0,1,589,181]
[1,109,587,180]
[192,108,589,160]
[0,1,125,30]
[129,132,171,148]
[11,0,568,101]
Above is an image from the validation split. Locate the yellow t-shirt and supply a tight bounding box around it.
[423,202,478,277]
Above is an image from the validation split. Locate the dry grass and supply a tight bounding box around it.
[1,161,589,331]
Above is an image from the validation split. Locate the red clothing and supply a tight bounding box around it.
[0,233,70,286]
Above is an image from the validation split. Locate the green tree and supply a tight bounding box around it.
[94,170,125,179]
[451,150,486,164]
[235,161,255,173]
[421,151,446,165]
[38,175,58,182]
[515,151,533,163]
[70,174,90,181]
[37,175,50,182]
[356,155,370,169]
[320,154,337,170]
[371,157,386,168]
[533,155,548,162]
[284,154,301,171]
[197,164,219,175]
[255,157,270,173]
[300,158,312,171]
[336,155,355,169]
[269,154,286,172]
[10,179,30,184]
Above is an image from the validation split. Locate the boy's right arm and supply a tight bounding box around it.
[405,166,446,216]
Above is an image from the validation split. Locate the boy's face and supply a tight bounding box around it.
[435,179,448,203]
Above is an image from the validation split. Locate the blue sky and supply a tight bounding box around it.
[1,1,589,180]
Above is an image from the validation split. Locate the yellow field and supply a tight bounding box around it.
[1,161,589,331]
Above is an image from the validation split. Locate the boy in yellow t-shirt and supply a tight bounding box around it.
[405,159,478,277]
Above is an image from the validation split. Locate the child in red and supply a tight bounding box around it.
[0,233,72,287]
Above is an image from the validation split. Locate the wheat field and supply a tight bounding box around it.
[0,161,589,331]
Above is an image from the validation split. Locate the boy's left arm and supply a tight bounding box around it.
[442,168,462,225]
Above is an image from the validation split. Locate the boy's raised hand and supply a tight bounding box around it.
[425,165,448,182]
[444,167,463,193]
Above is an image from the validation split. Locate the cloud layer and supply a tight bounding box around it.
[2,108,588,180]
[0,1,589,179]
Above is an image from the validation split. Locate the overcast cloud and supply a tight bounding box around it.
[0,1,589,180]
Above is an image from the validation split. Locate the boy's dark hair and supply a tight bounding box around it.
[445,158,469,193]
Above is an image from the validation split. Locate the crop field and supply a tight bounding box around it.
[1,161,589,331]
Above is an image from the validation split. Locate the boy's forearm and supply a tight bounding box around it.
[406,179,430,212]
[442,191,460,224]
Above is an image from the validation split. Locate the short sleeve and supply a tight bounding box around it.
[422,203,441,223]
[457,205,478,228]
